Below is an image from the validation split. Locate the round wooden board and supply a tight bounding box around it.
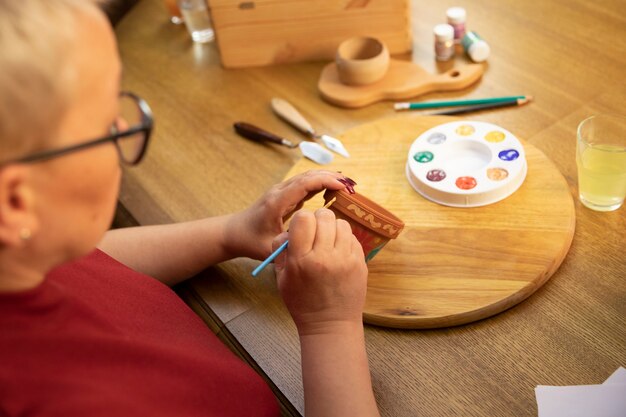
[284,116,575,329]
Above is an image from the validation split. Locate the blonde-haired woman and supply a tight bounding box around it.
[0,1,379,416]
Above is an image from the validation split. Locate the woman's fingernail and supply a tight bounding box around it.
[337,177,356,194]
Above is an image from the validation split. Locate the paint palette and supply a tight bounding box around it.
[406,121,527,207]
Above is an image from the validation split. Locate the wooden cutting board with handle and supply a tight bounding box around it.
[318,60,484,108]
[284,116,575,328]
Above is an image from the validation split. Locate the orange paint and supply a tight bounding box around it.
[455,176,477,190]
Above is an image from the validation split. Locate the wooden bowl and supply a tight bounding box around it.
[335,36,390,86]
[324,188,404,261]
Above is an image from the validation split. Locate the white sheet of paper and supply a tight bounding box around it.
[535,384,626,417]
[604,367,626,385]
[535,367,626,417]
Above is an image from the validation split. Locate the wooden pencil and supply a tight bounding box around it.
[394,95,527,110]
[427,97,532,115]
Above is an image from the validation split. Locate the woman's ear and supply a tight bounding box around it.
[0,165,39,248]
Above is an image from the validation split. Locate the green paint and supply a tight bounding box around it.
[413,151,434,163]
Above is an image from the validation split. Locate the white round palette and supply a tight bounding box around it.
[406,121,527,207]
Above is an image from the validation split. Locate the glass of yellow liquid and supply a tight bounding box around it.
[576,114,626,211]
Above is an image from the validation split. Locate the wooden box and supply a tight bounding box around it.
[207,0,412,68]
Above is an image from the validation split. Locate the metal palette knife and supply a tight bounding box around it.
[233,122,333,165]
[270,98,350,158]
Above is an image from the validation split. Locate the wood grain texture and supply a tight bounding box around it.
[319,61,484,108]
[208,0,412,68]
[114,0,626,415]
[285,116,575,328]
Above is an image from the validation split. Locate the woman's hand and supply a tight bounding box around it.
[248,188,378,417]
[273,208,368,335]
[225,170,347,261]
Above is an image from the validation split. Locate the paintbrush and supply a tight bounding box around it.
[251,197,337,277]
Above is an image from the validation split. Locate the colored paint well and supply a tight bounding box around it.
[499,149,520,161]
[456,176,477,190]
[427,132,447,144]
[487,168,509,181]
[455,124,475,136]
[413,151,434,163]
[485,131,505,143]
[426,169,447,181]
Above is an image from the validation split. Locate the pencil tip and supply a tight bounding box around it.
[519,96,533,105]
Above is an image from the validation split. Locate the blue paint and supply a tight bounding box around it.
[499,149,519,161]
[366,243,386,262]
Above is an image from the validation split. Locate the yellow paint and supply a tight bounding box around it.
[485,131,505,143]
[455,124,475,136]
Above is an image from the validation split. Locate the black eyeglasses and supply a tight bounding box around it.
[0,91,153,167]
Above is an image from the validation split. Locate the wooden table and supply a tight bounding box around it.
[114,1,626,415]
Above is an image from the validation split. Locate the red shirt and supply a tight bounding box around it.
[0,250,279,417]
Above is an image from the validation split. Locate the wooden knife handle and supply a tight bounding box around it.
[234,122,288,146]
[270,98,315,135]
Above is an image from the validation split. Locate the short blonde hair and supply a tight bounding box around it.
[0,0,101,161]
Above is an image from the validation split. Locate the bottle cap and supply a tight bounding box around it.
[433,24,454,41]
[468,40,490,62]
[446,7,466,24]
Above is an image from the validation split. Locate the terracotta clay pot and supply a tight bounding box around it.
[324,188,404,261]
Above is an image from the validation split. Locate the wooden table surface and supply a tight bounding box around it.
[114,0,626,416]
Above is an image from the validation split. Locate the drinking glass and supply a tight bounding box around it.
[177,0,214,43]
[576,114,626,211]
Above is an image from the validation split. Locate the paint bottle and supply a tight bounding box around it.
[462,31,490,62]
[433,24,455,61]
[446,7,466,43]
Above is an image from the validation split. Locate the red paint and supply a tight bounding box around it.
[455,176,477,190]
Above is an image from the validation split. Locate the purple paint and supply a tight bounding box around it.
[426,169,446,182]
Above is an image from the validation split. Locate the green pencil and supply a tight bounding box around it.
[394,95,527,111]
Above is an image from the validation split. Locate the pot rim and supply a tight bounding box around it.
[324,189,404,239]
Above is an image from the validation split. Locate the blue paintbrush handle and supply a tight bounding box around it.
[250,197,336,277]
[251,240,289,277]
